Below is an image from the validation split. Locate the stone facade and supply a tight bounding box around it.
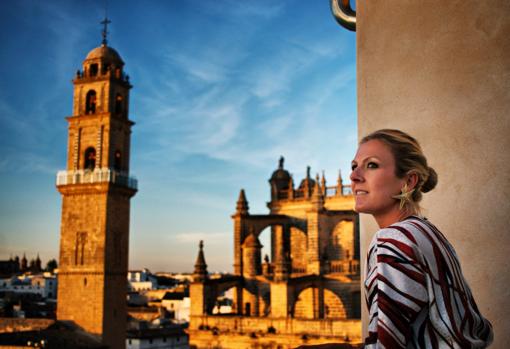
[189,158,361,348]
[56,38,137,349]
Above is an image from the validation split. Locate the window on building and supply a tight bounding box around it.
[85,90,97,114]
[75,231,88,265]
[84,278,87,286]
[84,147,96,170]
[90,63,98,77]
[102,63,111,75]
[115,94,123,114]
[114,150,122,171]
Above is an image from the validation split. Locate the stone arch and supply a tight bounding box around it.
[85,90,97,114]
[293,287,315,318]
[292,284,347,319]
[258,226,273,262]
[89,63,98,77]
[212,286,235,315]
[241,285,259,316]
[324,288,347,319]
[84,147,96,170]
[241,216,307,241]
[328,220,354,260]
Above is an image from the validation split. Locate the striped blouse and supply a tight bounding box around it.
[364,216,493,348]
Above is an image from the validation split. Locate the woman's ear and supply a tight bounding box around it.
[406,171,419,190]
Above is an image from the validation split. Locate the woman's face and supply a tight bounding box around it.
[350,139,405,223]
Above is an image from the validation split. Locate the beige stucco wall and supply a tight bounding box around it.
[357,1,510,347]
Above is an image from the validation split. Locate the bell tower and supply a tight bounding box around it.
[56,19,136,349]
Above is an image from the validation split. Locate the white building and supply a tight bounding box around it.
[161,293,190,324]
[0,273,57,299]
[129,269,158,291]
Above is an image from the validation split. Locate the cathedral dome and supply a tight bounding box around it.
[85,44,124,64]
[269,156,290,190]
[270,168,290,182]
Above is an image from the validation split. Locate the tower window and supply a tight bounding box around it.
[115,94,123,114]
[75,232,87,265]
[102,63,111,75]
[90,63,98,77]
[114,150,122,171]
[85,90,97,114]
[84,147,96,170]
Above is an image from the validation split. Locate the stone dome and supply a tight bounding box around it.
[298,177,316,189]
[270,168,290,182]
[85,44,124,64]
[270,156,290,188]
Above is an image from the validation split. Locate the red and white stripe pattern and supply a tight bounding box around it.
[364,216,493,348]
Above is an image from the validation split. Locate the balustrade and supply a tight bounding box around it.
[56,168,137,190]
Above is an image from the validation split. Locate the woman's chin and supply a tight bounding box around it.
[354,203,370,214]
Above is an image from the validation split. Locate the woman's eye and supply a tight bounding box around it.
[367,162,379,169]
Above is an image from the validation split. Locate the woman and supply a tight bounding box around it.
[350,129,493,348]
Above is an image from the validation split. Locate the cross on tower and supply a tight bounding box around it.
[101,17,111,45]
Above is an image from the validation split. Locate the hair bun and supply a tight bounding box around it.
[421,166,438,193]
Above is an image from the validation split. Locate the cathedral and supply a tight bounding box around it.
[55,23,137,349]
[189,158,362,349]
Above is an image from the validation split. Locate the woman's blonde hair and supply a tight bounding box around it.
[361,129,438,210]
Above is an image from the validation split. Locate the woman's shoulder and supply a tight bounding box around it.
[375,216,431,245]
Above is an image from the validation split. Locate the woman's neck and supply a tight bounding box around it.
[374,207,417,228]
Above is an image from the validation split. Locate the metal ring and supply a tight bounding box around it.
[330,0,356,32]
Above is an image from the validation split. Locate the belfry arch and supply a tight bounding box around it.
[85,90,97,114]
[84,147,96,170]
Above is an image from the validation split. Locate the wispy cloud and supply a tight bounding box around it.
[200,1,285,20]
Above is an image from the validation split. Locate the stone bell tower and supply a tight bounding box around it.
[55,19,137,349]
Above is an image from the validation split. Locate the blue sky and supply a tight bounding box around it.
[0,1,357,272]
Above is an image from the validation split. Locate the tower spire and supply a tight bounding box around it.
[100,16,111,46]
[193,240,208,281]
[236,189,249,215]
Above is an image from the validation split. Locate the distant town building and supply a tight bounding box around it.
[0,258,20,277]
[189,158,362,348]
[161,292,190,324]
[55,20,137,349]
[128,268,159,291]
[0,273,57,300]
[0,254,45,277]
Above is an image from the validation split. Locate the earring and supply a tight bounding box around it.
[392,183,415,210]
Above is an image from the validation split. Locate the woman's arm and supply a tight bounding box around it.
[366,227,428,348]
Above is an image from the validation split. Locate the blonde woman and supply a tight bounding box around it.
[351,129,493,348]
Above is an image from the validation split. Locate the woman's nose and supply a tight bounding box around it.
[350,167,362,182]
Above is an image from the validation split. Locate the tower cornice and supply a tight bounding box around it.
[66,113,135,126]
